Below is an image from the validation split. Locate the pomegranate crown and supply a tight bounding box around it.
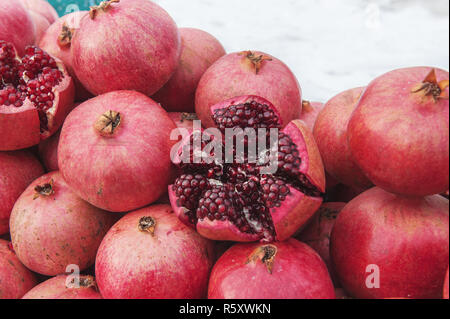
[411,69,449,102]
[33,179,55,200]
[90,0,120,19]
[58,23,75,47]
[239,51,273,74]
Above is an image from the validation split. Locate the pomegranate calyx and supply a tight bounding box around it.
[58,23,75,47]
[79,276,97,289]
[138,216,156,236]
[33,179,55,200]
[246,244,277,274]
[180,112,199,122]
[302,100,313,112]
[90,0,120,19]
[411,69,450,102]
[94,111,121,137]
[239,51,272,74]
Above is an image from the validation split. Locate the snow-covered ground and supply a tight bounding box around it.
[152,0,449,102]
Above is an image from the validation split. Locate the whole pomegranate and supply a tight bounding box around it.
[71,0,180,96]
[196,51,302,129]
[153,28,226,113]
[0,41,75,151]
[0,239,37,299]
[96,204,215,299]
[29,11,50,43]
[348,67,449,196]
[38,130,60,171]
[0,150,44,235]
[0,0,36,56]
[444,268,449,299]
[20,0,59,25]
[299,100,324,132]
[39,11,92,101]
[297,202,346,285]
[313,87,372,190]
[10,171,116,276]
[208,239,335,299]
[23,275,102,299]
[58,90,177,212]
[169,95,325,242]
[331,187,449,299]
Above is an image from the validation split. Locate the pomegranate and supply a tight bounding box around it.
[169,112,200,133]
[29,11,50,44]
[313,87,373,190]
[331,187,449,299]
[0,239,37,299]
[299,100,324,132]
[208,239,335,299]
[348,67,449,196]
[38,129,60,171]
[0,150,44,235]
[96,204,215,299]
[22,275,102,299]
[20,0,59,25]
[297,202,346,285]
[10,171,116,276]
[58,90,177,212]
[71,0,180,96]
[0,41,75,151]
[169,95,325,242]
[39,11,92,101]
[444,268,449,299]
[196,51,302,129]
[153,28,226,113]
[0,0,36,56]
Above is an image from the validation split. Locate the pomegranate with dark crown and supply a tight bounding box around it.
[348,67,449,196]
[196,50,302,129]
[208,239,336,299]
[0,41,75,151]
[169,95,325,243]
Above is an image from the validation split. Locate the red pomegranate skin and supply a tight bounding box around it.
[39,11,93,102]
[348,67,449,196]
[22,275,102,299]
[444,268,449,299]
[297,202,346,285]
[20,0,59,25]
[331,187,449,299]
[38,130,60,171]
[10,171,116,276]
[0,0,36,56]
[71,0,180,96]
[153,28,226,113]
[0,150,44,235]
[313,87,372,190]
[299,101,324,132]
[208,239,335,299]
[195,51,302,129]
[0,239,37,299]
[96,204,215,299]
[59,91,176,212]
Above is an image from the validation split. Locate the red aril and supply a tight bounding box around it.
[348,67,449,196]
[208,239,335,299]
[0,150,44,234]
[58,90,177,212]
[331,187,449,299]
[196,51,302,129]
[153,28,226,113]
[96,204,215,299]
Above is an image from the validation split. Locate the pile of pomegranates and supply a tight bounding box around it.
[0,0,448,301]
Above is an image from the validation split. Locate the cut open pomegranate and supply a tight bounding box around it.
[0,40,74,151]
[169,95,325,242]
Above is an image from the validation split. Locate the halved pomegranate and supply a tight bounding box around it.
[169,95,325,242]
[0,41,74,151]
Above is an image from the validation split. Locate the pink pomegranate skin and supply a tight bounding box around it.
[196,51,302,129]
[444,268,449,299]
[23,275,102,299]
[297,202,346,284]
[348,67,449,196]
[58,91,177,212]
[10,171,116,276]
[0,0,36,56]
[38,130,60,171]
[208,239,335,299]
[331,187,449,299]
[96,204,215,299]
[39,11,92,102]
[0,150,44,235]
[313,87,372,190]
[29,10,50,43]
[20,0,59,25]
[299,101,324,132]
[71,0,180,96]
[0,239,37,299]
[153,28,226,113]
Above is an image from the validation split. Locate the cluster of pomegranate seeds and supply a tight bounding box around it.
[0,41,63,132]
[173,174,210,224]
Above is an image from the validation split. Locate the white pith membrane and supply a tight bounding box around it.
[172,100,323,242]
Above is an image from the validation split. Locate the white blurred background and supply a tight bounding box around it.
[151,0,449,102]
